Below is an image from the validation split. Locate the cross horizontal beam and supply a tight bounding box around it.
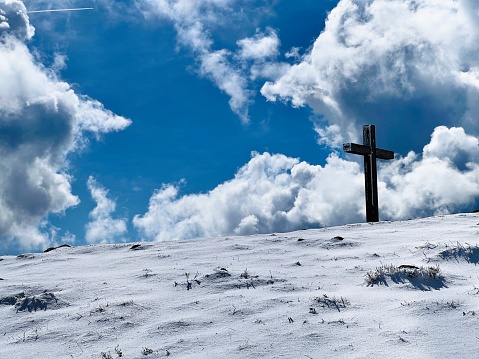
[343,143,394,160]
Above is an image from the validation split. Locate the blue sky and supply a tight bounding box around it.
[2,0,479,254]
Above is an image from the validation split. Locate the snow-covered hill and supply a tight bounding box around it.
[1,214,479,358]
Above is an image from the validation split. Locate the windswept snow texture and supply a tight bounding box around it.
[2,214,479,358]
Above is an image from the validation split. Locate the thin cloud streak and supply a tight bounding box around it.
[27,8,94,13]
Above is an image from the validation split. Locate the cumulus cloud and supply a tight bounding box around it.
[380,126,479,218]
[238,28,290,83]
[133,151,363,241]
[0,0,34,39]
[237,27,279,60]
[0,0,131,251]
[135,126,479,241]
[261,0,479,147]
[85,177,128,244]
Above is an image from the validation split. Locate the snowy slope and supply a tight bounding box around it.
[1,214,479,359]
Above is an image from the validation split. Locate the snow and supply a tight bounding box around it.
[1,213,479,358]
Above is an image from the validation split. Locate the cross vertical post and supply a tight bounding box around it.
[343,124,394,222]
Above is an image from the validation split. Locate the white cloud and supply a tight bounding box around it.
[138,0,250,122]
[139,0,283,124]
[85,177,128,244]
[0,1,131,251]
[285,47,301,60]
[261,0,479,146]
[133,150,365,241]
[380,126,479,218]
[51,53,67,72]
[199,49,252,123]
[135,126,479,241]
[237,28,279,60]
[0,0,34,39]
[423,126,479,163]
[237,28,290,83]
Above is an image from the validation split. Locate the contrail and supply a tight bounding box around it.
[27,7,94,13]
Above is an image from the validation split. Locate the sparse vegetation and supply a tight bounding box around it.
[115,345,123,357]
[142,268,153,278]
[4,214,479,358]
[439,242,479,264]
[90,305,106,315]
[141,347,153,355]
[312,294,349,312]
[366,264,445,289]
[119,300,134,307]
[178,272,201,290]
[240,269,250,279]
[415,241,437,250]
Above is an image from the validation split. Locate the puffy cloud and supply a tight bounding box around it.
[135,126,479,241]
[0,0,34,39]
[238,29,290,82]
[423,126,479,163]
[261,0,479,146]
[380,126,479,218]
[237,28,279,60]
[133,151,364,241]
[0,1,131,251]
[85,177,128,244]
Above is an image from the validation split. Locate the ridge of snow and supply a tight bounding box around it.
[1,213,479,358]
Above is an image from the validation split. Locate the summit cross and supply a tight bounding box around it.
[343,124,394,222]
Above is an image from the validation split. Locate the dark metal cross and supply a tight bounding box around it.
[343,124,394,222]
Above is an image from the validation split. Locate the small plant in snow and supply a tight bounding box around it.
[183,272,201,290]
[114,345,123,357]
[141,347,153,355]
[365,264,395,286]
[366,264,444,288]
[101,352,113,359]
[185,273,192,290]
[240,269,250,279]
[91,305,106,315]
[439,242,479,264]
[312,294,349,312]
